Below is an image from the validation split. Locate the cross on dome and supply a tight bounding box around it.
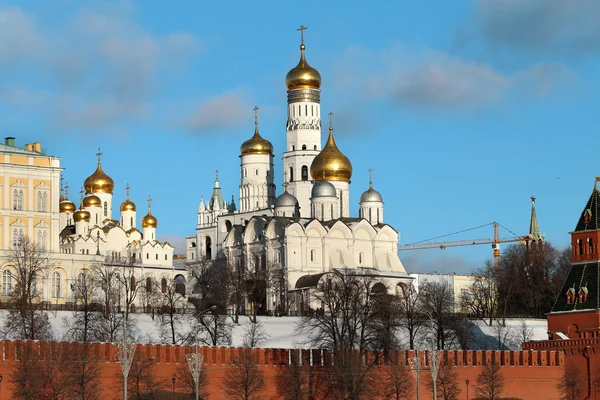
[297,25,307,44]
[369,168,373,189]
[96,148,103,165]
[65,182,70,199]
[531,195,536,204]
[126,183,131,199]
[328,112,334,129]
[147,195,152,211]
[79,186,85,200]
[253,106,259,126]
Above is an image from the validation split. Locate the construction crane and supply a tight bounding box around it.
[397,221,534,265]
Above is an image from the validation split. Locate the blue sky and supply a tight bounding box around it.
[1,0,599,273]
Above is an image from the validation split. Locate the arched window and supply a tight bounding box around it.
[18,190,23,210]
[302,144,307,150]
[289,166,294,182]
[578,239,584,256]
[2,270,12,296]
[175,275,186,295]
[310,249,315,262]
[339,191,343,217]
[18,230,24,247]
[205,236,212,260]
[37,192,42,211]
[589,238,594,255]
[13,189,17,210]
[42,192,47,212]
[146,277,152,292]
[52,271,62,298]
[104,202,108,217]
[130,217,133,227]
[359,253,363,264]
[314,145,317,150]
[161,278,167,293]
[301,165,308,181]
[130,276,136,292]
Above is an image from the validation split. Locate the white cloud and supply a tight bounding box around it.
[473,0,600,55]
[184,90,251,134]
[0,5,200,134]
[333,44,579,112]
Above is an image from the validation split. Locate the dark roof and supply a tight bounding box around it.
[295,273,329,289]
[552,261,600,312]
[59,225,75,240]
[575,185,600,232]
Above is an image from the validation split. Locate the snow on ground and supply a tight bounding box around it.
[0,310,549,351]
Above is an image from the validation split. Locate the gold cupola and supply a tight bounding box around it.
[141,195,157,228]
[82,194,101,208]
[59,183,76,213]
[310,123,352,182]
[240,106,273,155]
[120,184,136,212]
[84,149,114,194]
[285,26,321,90]
[73,203,91,223]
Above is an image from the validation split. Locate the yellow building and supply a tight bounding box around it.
[0,137,62,253]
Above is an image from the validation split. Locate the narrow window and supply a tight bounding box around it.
[43,192,47,212]
[301,165,308,181]
[302,144,307,150]
[314,145,317,150]
[156,254,158,260]
[161,278,167,293]
[13,190,17,210]
[37,192,42,211]
[146,277,152,292]
[589,238,594,255]
[339,191,343,217]
[18,190,23,210]
[52,271,62,298]
[130,276,136,292]
[3,270,12,296]
[104,202,108,217]
[289,167,294,182]
[359,253,363,264]
[130,217,133,226]
[146,253,149,259]
[578,239,584,256]
[310,249,314,262]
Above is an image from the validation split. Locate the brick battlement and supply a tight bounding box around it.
[0,340,565,399]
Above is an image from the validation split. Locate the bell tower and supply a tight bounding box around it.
[282,25,322,217]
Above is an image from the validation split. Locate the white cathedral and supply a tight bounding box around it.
[186,31,410,315]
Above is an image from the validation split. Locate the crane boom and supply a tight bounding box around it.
[397,221,534,265]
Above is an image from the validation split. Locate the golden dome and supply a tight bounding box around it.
[84,163,114,194]
[60,200,76,213]
[121,199,136,212]
[73,208,91,223]
[286,44,321,90]
[310,126,352,182]
[142,212,157,228]
[82,195,101,208]
[240,123,273,155]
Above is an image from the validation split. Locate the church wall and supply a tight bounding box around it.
[0,340,565,400]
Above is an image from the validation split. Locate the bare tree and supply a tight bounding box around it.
[474,363,504,400]
[382,355,413,400]
[557,364,582,400]
[67,343,103,400]
[226,253,251,324]
[449,315,475,350]
[464,261,498,325]
[189,307,232,347]
[242,319,270,348]
[297,273,395,399]
[113,257,147,319]
[275,357,330,400]
[512,319,534,347]
[116,354,164,400]
[174,362,209,399]
[3,236,53,340]
[63,271,103,342]
[222,348,266,400]
[428,364,460,400]
[397,283,425,350]
[154,275,187,344]
[10,342,53,399]
[419,281,456,350]
[492,320,515,350]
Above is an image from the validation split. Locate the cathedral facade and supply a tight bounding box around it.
[186,32,410,314]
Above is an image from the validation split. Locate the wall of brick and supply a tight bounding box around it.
[0,340,565,399]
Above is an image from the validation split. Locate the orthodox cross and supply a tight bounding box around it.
[60,176,64,196]
[215,169,219,180]
[284,171,289,191]
[297,25,307,44]
[147,195,152,211]
[79,186,85,201]
[96,148,103,164]
[368,168,373,188]
[328,112,333,128]
[125,183,131,199]
[531,195,536,204]
[64,182,70,199]
[253,106,259,126]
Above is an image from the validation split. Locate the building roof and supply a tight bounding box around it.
[574,183,600,232]
[552,261,599,312]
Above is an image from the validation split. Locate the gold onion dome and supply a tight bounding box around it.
[286,44,321,90]
[121,199,136,212]
[82,194,101,208]
[310,126,352,182]
[73,205,91,223]
[84,156,114,194]
[60,199,76,213]
[142,212,157,228]
[240,122,273,155]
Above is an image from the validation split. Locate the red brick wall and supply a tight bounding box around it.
[0,340,564,399]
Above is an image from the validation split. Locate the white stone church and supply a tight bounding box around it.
[186,31,410,315]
